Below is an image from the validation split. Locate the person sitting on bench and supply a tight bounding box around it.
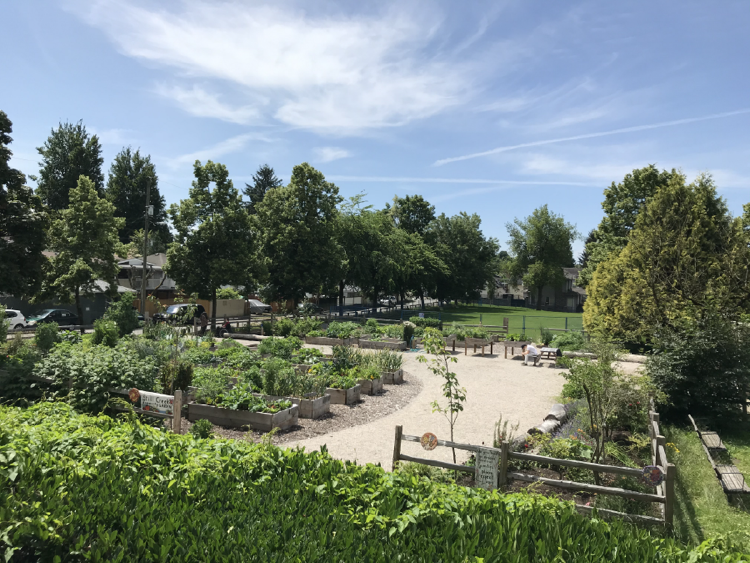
[522,343,539,366]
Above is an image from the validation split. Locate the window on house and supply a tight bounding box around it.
[545,296,549,306]
[566,280,573,291]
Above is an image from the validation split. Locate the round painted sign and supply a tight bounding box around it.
[421,432,438,451]
[128,388,140,403]
[642,465,664,486]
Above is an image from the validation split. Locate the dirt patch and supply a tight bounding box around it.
[179,372,423,445]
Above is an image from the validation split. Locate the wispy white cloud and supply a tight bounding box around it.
[91,128,136,145]
[71,1,475,134]
[435,108,750,165]
[313,147,351,163]
[155,84,262,125]
[166,133,273,168]
[328,175,597,187]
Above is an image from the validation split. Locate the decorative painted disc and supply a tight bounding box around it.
[421,432,438,451]
[642,465,664,486]
[128,388,140,403]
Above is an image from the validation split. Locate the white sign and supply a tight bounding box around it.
[140,391,174,416]
[475,447,500,490]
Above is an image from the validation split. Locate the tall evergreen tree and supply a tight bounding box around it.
[105,147,170,247]
[0,111,49,298]
[243,164,282,213]
[36,121,104,210]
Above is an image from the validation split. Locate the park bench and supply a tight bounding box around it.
[688,415,749,496]
[539,347,561,361]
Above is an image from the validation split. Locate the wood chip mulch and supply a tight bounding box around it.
[179,372,424,446]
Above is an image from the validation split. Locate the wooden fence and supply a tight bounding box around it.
[392,419,675,526]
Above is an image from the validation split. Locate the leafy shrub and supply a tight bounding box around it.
[2,403,744,562]
[551,331,586,351]
[182,346,218,366]
[351,365,380,381]
[196,383,292,412]
[326,322,361,339]
[331,345,363,370]
[364,318,380,334]
[402,321,415,344]
[0,344,43,402]
[539,327,554,346]
[0,304,7,342]
[306,330,324,337]
[293,347,324,364]
[34,322,60,353]
[261,321,273,335]
[33,343,159,412]
[272,317,295,337]
[193,366,235,398]
[647,316,750,423]
[92,319,119,347]
[257,336,302,360]
[259,358,295,396]
[190,418,213,439]
[290,317,323,338]
[103,292,140,336]
[58,330,82,345]
[159,359,194,393]
[216,287,242,299]
[409,316,441,329]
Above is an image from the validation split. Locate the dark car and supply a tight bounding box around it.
[26,309,80,327]
[153,304,206,324]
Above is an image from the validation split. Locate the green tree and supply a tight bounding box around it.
[40,176,124,322]
[166,161,262,330]
[584,173,750,341]
[389,228,447,310]
[0,111,49,298]
[506,205,578,310]
[105,147,170,246]
[385,194,435,235]
[578,165,676,288]
[426,213,499,304]
[243,164,283,214]
[35,121,104,210]
[256,163,342,306]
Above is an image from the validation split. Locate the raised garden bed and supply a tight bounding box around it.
[381,369,404,384]
[359,338,407,351]
[255,392,331,420]
[325,384,361,405]
[358,376,384,395]
[187,402,298,431]
[305,336,356,346]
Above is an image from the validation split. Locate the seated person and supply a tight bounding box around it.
[521,343,540,366]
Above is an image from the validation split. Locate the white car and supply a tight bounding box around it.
[247,299,272,314]
[4,309,27,330]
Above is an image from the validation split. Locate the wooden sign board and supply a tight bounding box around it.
[475,447,500,490]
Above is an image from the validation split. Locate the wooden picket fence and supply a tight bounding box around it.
[392,418,675,526]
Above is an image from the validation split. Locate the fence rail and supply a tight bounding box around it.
[393,413,675,526]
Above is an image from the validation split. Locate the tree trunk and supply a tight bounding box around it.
[536,286,543,311]
[338,280,345,317]
[211,288,217,331]
[75,286,84,332]
[400,291,405,311]
[418,289,425,310]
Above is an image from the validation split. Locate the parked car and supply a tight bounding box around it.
[153,304,206,324]
[26,309,80,327]
[297,302,323,316]
[379,296,396,307]
[4,309,28,330]
[247,299,272,314]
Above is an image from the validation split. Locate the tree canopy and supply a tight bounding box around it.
[243,164,283,214]
[584,173,750,341]
[578,165,676,288]
[506,205,578,310]
[166,160,261,329]
[256,163,342,305]
[0,111,48,298]
[40,176,124,322]
[105,147,170,247]
[35,121,104,210]
[386,194,436,235]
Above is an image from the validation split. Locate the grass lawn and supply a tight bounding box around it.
[665,425,750,552]
[386,304,583,340]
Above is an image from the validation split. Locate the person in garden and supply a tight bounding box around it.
[199,311,208,336]
[522,343,539,366]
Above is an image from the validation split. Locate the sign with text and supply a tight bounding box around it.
[475,447,500,490]
[140,391,174,416]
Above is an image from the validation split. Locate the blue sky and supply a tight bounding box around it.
[3,1,749,257]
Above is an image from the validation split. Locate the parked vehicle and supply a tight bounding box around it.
[153,304,206,324]
[297,302,323,316]
[4,309,28,330]
[247,299,272,314]
[379,296,396,307]
[26,309,80,327]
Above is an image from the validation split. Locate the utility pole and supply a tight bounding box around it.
[140,179,151,317]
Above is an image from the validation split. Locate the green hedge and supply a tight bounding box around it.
[1,404,748,562]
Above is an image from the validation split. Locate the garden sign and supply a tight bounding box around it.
[475,446,500,490]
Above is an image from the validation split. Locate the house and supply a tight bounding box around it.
[116,253,177,300]
[527,268,586,312]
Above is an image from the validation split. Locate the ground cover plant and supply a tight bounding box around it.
[1,403,748,562]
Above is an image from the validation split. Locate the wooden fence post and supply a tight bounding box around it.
[499,441,510,486]
[664,462,675,526]
[392,425,403,472]
[173,390,183,434]
[656,435,666,467]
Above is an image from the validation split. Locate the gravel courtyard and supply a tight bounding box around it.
[284,345,567,469]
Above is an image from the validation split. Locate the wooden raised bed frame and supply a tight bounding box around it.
[358,376,384,395]
[305,336,355,346]
[325,384,361,405]
[381,369,404,384]
[359,338,408,351]
[187,402,298,431]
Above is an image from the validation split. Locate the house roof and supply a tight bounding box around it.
[563,267,581,280]
[92,280,137,294]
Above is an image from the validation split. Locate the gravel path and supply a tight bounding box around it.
[283,345,567,469]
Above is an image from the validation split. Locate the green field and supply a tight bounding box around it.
[388,304,583,339]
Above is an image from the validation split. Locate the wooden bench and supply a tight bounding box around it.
[688,414,749,496]
[539,347,560,361]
